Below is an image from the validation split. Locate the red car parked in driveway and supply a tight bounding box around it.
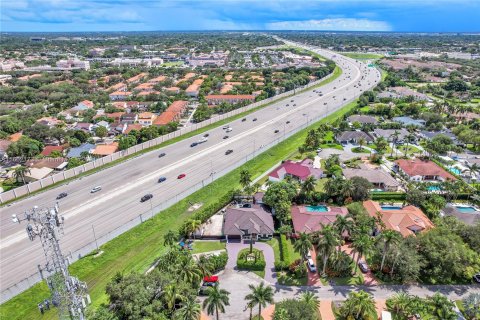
[177,173,186,179]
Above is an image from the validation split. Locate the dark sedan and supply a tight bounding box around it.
[225,149,233,155]
[140,194,153,202]
[158,152,166,158]
[56,192,68,200]
[158,177,167,183]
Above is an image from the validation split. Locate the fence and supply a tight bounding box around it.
[0,72,336,204]
[0,74,354,303]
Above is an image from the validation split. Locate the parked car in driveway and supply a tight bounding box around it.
[140,194,153,202]
[158,177,166,183]
[307,258,316,273]
[158,152,166,158]
[56,192,68,200]
[474,273,480,283]
[177,173,186,179]
[358,261,369,273]
[90,186,102,193]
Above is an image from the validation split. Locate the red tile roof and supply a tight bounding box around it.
[153,100,188,126]
[40,145,64,156]
[125,124,143,134]
[269,159,323,181]
[206,94,255,100]
[395,159,456,181]
[363,200,434,237]
[291,205,348,234]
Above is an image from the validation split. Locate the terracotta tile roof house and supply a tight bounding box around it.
[107,82,127,92]
[343,164,401,191]
[363,200,433,237]
[126,72,147,84]
[148,75,166,83]
[40,145,64,156]
[268,159,323,182]
[336,131,374,144]
[164,86,180,94]
[291,205,348,234]
[137,91,160,97]
[26,158,68,170]
[124,124,143,134]
[206,94,255,106]
[74,100,94,110]
[222,205,274,241]
[185,80,203,97]
[92,143,119,156]
[154,100,188,126]
[395,159,456,182]
[102,112,125,122]
[134,82,154,92]
[137,112,156,126]
[347,115,378,125]
[9,132,23,142]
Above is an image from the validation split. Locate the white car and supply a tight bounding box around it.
[307,258,316,273]
[198,137,208,143]
[225,127,233,133]
[90,186,102,193]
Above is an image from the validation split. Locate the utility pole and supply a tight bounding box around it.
[12,203,90,319]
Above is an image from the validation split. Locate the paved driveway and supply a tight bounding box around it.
[318,145,370,162]
[226,241,276,284]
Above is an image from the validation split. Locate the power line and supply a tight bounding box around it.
[12,203,90,319]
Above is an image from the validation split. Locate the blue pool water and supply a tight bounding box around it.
[455,206,479,213]
[306,205,329,212]
[381,206,402,210]
[427,186,441,191]
[449,167,461,175]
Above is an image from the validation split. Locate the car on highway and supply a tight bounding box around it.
[225,149,233,155]
[333,86,337,89]
[358,261,369,273]
[198,137,208,143]
[324,102,327,105]
[225,127,233,133]
[158,177,167,183]
[158,152,166,158]
[222,125,230,130]
[91,186,102,193]
[286,104,289,106]
[274,129,280,133]
[252,118,257,122]
[241,118,246,122]
[203,133,209,137]
[177,173,186,179]
[290,99,294,102]
[140,194,153,202]
[293,104,296,106]
[286,121,290,124]
[56,192,68,200]
[190,142,198,147]
[223,135,229,139]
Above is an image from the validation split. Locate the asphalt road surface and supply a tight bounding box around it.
[0,40,381,297]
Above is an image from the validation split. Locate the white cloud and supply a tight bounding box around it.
[266,18,392,31]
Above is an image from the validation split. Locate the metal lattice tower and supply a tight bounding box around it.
[12,203,90,319]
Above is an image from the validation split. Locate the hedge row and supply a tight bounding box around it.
[279,234,290,263]
[371,192,406,201]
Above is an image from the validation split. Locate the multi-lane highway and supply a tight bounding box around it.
[0,40,381,299]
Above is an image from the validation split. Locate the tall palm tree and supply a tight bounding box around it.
[196,255,213,277]
[178,259,203,285]
[337,290,376,320]
[239,169,252,190]
[175,299,201,320]
[203,286,230,320]
[341,179,355,200]
[390,130,400,158]
[333,215,353,250]
[164,230,178,247]
[300,291,320,312]
[244,282,274,319]
[163,284,185,313]
[185,219,202,239]
[13,166,30,185]
[316,224,340,275]
[378,230,402,272]
[464,163,480,182]
[386,292,415,319]
[293,232,312,262]
[351,234,374,272]
[301,176,317,197]
[358,137,366,151]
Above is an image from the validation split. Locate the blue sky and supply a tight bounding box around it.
[1,0,479,32]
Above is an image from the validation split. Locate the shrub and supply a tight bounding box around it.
[326,251,352,277]
[274,261,289,271]
[371,192,406,201]
[274,299,320,320]
[279,234,290,263]
[289,259,307,278]
[237,248,266,271]
[209,252,228,272]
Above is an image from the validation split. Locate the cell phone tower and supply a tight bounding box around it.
[12,203,91,320]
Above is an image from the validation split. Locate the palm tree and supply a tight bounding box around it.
[164,230,178,247]
[13,166,30,185]
[358,137,366,151]
[244,282,274,319]
[163,284,185,313]
[203,286,230,320]
[464,163,480,182]
[185,219,202,239]
[428,293,457,320]
[390,130,400,158]
[378,230,402,272]
[341,179,355,200]
[293,232,312,262]
[239,169,252,190]
[316,224,340,275]
[180,259,203,284]
[301,176,317,197]
[197,255,213,277]
[175,299,201,320]
[386,292,415,319]
[300,291,319,312]
[337,290,376,320]
[351,234,374,272]
[333,215,353,250]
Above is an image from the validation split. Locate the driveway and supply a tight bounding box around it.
[226,241,276,284]
[318,145,370,162]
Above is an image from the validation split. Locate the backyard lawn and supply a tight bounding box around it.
[191,240,225,254]
[397,145,422,156]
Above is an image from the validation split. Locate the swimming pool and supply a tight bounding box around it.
[427,185,441,192]
[449,167,461,175]
[381,206,402,210]
[306,205,329,212]
[454,206,479,214]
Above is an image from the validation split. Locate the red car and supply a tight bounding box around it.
[177,173,186,179]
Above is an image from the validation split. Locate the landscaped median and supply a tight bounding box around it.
[0,96,359,320]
